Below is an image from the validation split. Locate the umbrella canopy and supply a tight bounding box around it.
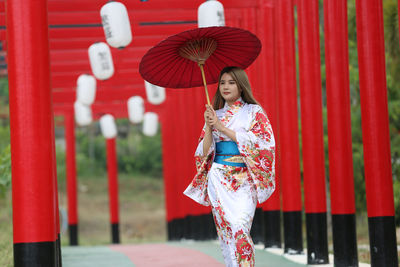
[139,26,262,91]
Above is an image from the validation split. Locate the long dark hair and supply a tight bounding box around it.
[213,66,260,110]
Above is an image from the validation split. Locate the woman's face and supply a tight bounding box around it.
[219,73,241,105]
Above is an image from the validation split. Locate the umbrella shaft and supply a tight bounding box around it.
[199,64,211,106]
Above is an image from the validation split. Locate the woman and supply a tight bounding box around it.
[184,66,275,267]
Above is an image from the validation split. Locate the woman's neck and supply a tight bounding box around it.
[226,97,241,106]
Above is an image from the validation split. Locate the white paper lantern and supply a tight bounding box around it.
[143,112,158,137]
[74,101,92,126]
[127,96,144,123]
[100,114,117,139]
[100,2,132,48]
[144,81,166,105]
[198,0,225,28]
[88,42,114,80]
[76,74,96,106]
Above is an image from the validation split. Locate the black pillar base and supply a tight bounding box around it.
[111,223,120,244]
[190,215,202,240]
[197,214,208,240]
[306,212,329,264]
[263,210,281,248]
[283,211,303,254]
[68,224,78,246]
[56,234,62,267]
[251,208,265,244]
[167,219,179,241]
[179,218,185,239]
[368,216,399,267]
[208,212,217,239]
[332,214,358,267]
[183,215,192,240]
[14,241,57,267]
[167,220,172,241]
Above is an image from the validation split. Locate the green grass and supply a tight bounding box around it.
[0,196,13,267]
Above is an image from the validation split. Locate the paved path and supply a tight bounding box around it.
[62,241,306,267]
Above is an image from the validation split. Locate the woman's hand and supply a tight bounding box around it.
[205,105,225,132]
[204,104,215,129]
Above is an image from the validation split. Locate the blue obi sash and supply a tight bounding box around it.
[214,141,246,167]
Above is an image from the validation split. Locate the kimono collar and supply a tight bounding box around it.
[223,97,245,112]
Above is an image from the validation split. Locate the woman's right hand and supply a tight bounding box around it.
[204,104,214,128]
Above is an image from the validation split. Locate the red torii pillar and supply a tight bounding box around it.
[324,0,358,266]
[106,137,120,244]
[275,0,303,254]
[256,1,282,249]
[65,112,79,245]
[297,0,328,264]
[355,0,398,266]
[51,115,62,266]
[6,0,58,266]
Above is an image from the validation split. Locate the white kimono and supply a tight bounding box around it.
[184,98,275,267]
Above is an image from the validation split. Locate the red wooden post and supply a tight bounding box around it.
[6,0,57,266]
[324,0,358,266]
[275,0,303,254]
[257,1,282,249]
[51,113,61,266]
[297,0,328,263]
[106,137,120,244]
[161,92,178,240]
[355,0,398,265]
[65,112,78,245]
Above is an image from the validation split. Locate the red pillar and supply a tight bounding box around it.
[161,92,179,240]
[65,112,78,245]
[275,0,303,253]
[255,0,282,249]
[51,114,61,266]
[324,0,358,266]
[6,0,57,266]
[297,0,328,263]
[106,137,120,244]
[355,0,398,266]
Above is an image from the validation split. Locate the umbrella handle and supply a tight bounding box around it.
[199,64,211,106]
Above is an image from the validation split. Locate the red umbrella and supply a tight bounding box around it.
[139,26,261,105]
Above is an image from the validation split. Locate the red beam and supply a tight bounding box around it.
[42,0,258,12]
[51,70,143,88]
[49,46,149,61]
[52,86,147,103]
[49,35,166,50]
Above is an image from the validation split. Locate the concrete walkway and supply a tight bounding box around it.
[62,241,306,267]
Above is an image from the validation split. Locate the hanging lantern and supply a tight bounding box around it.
[144,81,166,105]
[88,42,114,80]
[100,1,132,48]
[143,112,158,137]
[127,96,144,124]
[74,101,92,126]
[100,114,117,139]
[76,74,96,106]
[198,0,225,28]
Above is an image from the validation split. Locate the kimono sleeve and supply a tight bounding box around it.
[194,124,215,172]
[236,105,275,204]
[183,124,215,206]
